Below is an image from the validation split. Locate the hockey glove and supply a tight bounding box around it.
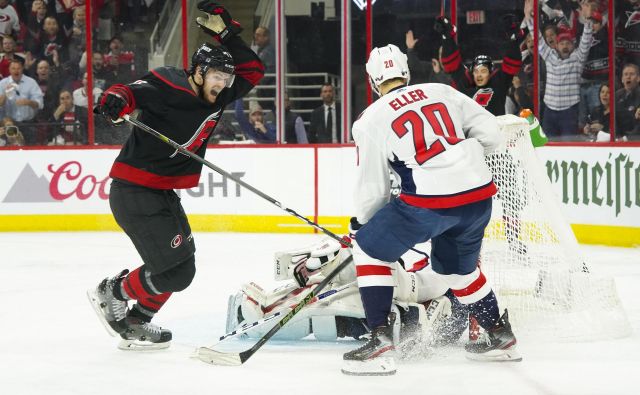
[502,14,525,42]
[94,85,135,123]
[292,238,342,287]
[433,16,456,40]
[348,217,363,239]
[196,1,242,43]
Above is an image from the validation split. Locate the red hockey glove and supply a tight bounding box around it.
[196,1,243,43]
[94,85,135,123]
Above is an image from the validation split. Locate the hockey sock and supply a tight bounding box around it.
[467,291,500,330]
[130,293,172,322]
[359,286,394,329]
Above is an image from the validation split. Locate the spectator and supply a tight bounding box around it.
[0,0,20,38]
[438,15,523,116]
[54,0,84,34]
[68,6,86,65]
[284,92,308,144]
[583,83,610,140]
[0,36,25,78]
[104,36,135,83]
[527,8,593,138]
[50,89,87,145]
[0,59,44,124]
[506,75,534,115]
[233,99,276,144]
[29,16,69,71]
[73,71,103,108]
[615,0,640,69]
[26,0,48,50]
[309,83,341,143]
[34,59,61,120]
[542,24,558,50]
[0,116,25,146]
[579,8,609,130]
[405,30,452,85]
[252,26,275,111]
[79,52,117,91]
[615,63,640,140]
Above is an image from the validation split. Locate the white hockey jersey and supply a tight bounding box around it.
[353,83,502,223]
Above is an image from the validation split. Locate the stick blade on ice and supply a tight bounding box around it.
[197,346,244,366]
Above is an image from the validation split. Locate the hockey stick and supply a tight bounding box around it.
[122,115,355,365]
[217,281,357,343]
[123,114,353,250]
[197,255,354,365]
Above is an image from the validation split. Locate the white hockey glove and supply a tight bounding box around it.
[292,237,342,287]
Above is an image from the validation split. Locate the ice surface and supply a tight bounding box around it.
[0,232,638,395]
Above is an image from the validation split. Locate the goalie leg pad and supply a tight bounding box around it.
[311,315,338,341]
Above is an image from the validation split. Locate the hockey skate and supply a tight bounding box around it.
[118,316,172,351]
[465,309,522,362]
[87,270,130,337]
[342,316,397,376]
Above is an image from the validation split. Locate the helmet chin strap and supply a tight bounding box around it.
[188,74,208,101]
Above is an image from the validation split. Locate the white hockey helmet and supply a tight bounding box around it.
[366,44,410,97]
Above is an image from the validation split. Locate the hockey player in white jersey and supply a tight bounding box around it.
[342,44,521,376]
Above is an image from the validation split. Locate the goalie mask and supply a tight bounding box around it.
[189,42,235,88]
[366,44,410,97]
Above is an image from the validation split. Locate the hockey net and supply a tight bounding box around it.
[481,115,631,341]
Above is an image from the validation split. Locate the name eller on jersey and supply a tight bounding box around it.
[389,88,429,111]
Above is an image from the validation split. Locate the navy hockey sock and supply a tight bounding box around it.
[359,286,394,329]
[468,290,500,330]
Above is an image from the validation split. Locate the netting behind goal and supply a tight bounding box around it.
[481,115,631,341]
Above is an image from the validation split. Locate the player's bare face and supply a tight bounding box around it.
[621,67,640,92]
[473,66,490,87]
[202,70,233,104]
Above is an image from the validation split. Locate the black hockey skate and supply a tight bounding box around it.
[465,309,522,362]
[87,269,129,337]
[118,316,172,351]
[342,317,397,376]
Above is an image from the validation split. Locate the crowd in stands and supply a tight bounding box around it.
[1,1,638,147]
[0,0,157,146]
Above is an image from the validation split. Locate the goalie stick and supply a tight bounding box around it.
[197,255,354,366]
[122,115,355,365]
[216,281,357,343]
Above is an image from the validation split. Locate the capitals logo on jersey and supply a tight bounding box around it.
[473,88,495,107]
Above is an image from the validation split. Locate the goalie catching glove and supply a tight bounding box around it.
[292,237,343,287]
[274,237,348,287]
[196,1,242,43]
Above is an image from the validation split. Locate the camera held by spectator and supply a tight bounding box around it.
[0,118,25,146]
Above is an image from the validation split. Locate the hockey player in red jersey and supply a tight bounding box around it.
[341,44,521,376]
[87,1,264,350]
[437,15,523,116]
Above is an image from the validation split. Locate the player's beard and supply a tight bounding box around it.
[199,86,220,104]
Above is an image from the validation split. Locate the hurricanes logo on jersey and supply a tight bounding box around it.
[172,111,221,157]
[625,11,640,28]
[473,88,494,107]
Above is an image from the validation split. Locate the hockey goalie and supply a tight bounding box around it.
[224,236,472,359]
